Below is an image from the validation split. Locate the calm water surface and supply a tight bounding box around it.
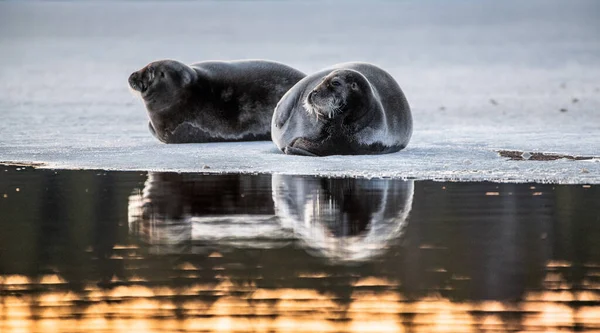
[0,166,599,332]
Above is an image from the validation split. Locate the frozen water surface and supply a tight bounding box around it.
[1,0,599,183]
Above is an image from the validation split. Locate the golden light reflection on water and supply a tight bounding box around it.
[1,268,599,333]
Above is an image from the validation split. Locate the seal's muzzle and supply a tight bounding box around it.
[129,66,154,93]
[128,71,145,92]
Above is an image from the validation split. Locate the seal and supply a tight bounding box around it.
[271,62,412,156]
[128,59,305,143]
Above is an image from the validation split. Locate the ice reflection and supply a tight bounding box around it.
[272,175,413,262]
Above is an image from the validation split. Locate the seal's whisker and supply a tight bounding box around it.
[327,97,345,118]
[303,97,320,118]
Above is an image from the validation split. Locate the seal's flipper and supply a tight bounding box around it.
[284,146,318,157]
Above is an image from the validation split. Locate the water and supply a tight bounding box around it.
[0,166,599,332]
[1,1,600,183]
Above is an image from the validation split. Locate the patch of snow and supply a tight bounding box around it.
[0,1,599,183]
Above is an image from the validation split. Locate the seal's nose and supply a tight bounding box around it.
[129,72,138,86]
[129,72,139,82]
[129,72,144,91]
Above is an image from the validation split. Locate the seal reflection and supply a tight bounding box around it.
[272,175,413,262]
[128,172,279,254]
[129,173,413,262]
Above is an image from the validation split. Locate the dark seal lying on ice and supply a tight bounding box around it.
[128,59,305,143]
[271,62,412,156]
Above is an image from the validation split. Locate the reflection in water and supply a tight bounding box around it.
[128,172,283,254]
[0,166,599,332]
[272,175,413,262]
[129,173,414,262]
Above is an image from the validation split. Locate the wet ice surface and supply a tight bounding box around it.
[1,0,600,183]
[1,166,599,332]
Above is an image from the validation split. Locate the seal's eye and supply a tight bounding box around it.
[159,71,165,78]
[330,80,341,87]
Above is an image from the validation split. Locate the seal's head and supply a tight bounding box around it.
[284,69,374,156]
[128,60,197,110]
[303,69,368,119]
